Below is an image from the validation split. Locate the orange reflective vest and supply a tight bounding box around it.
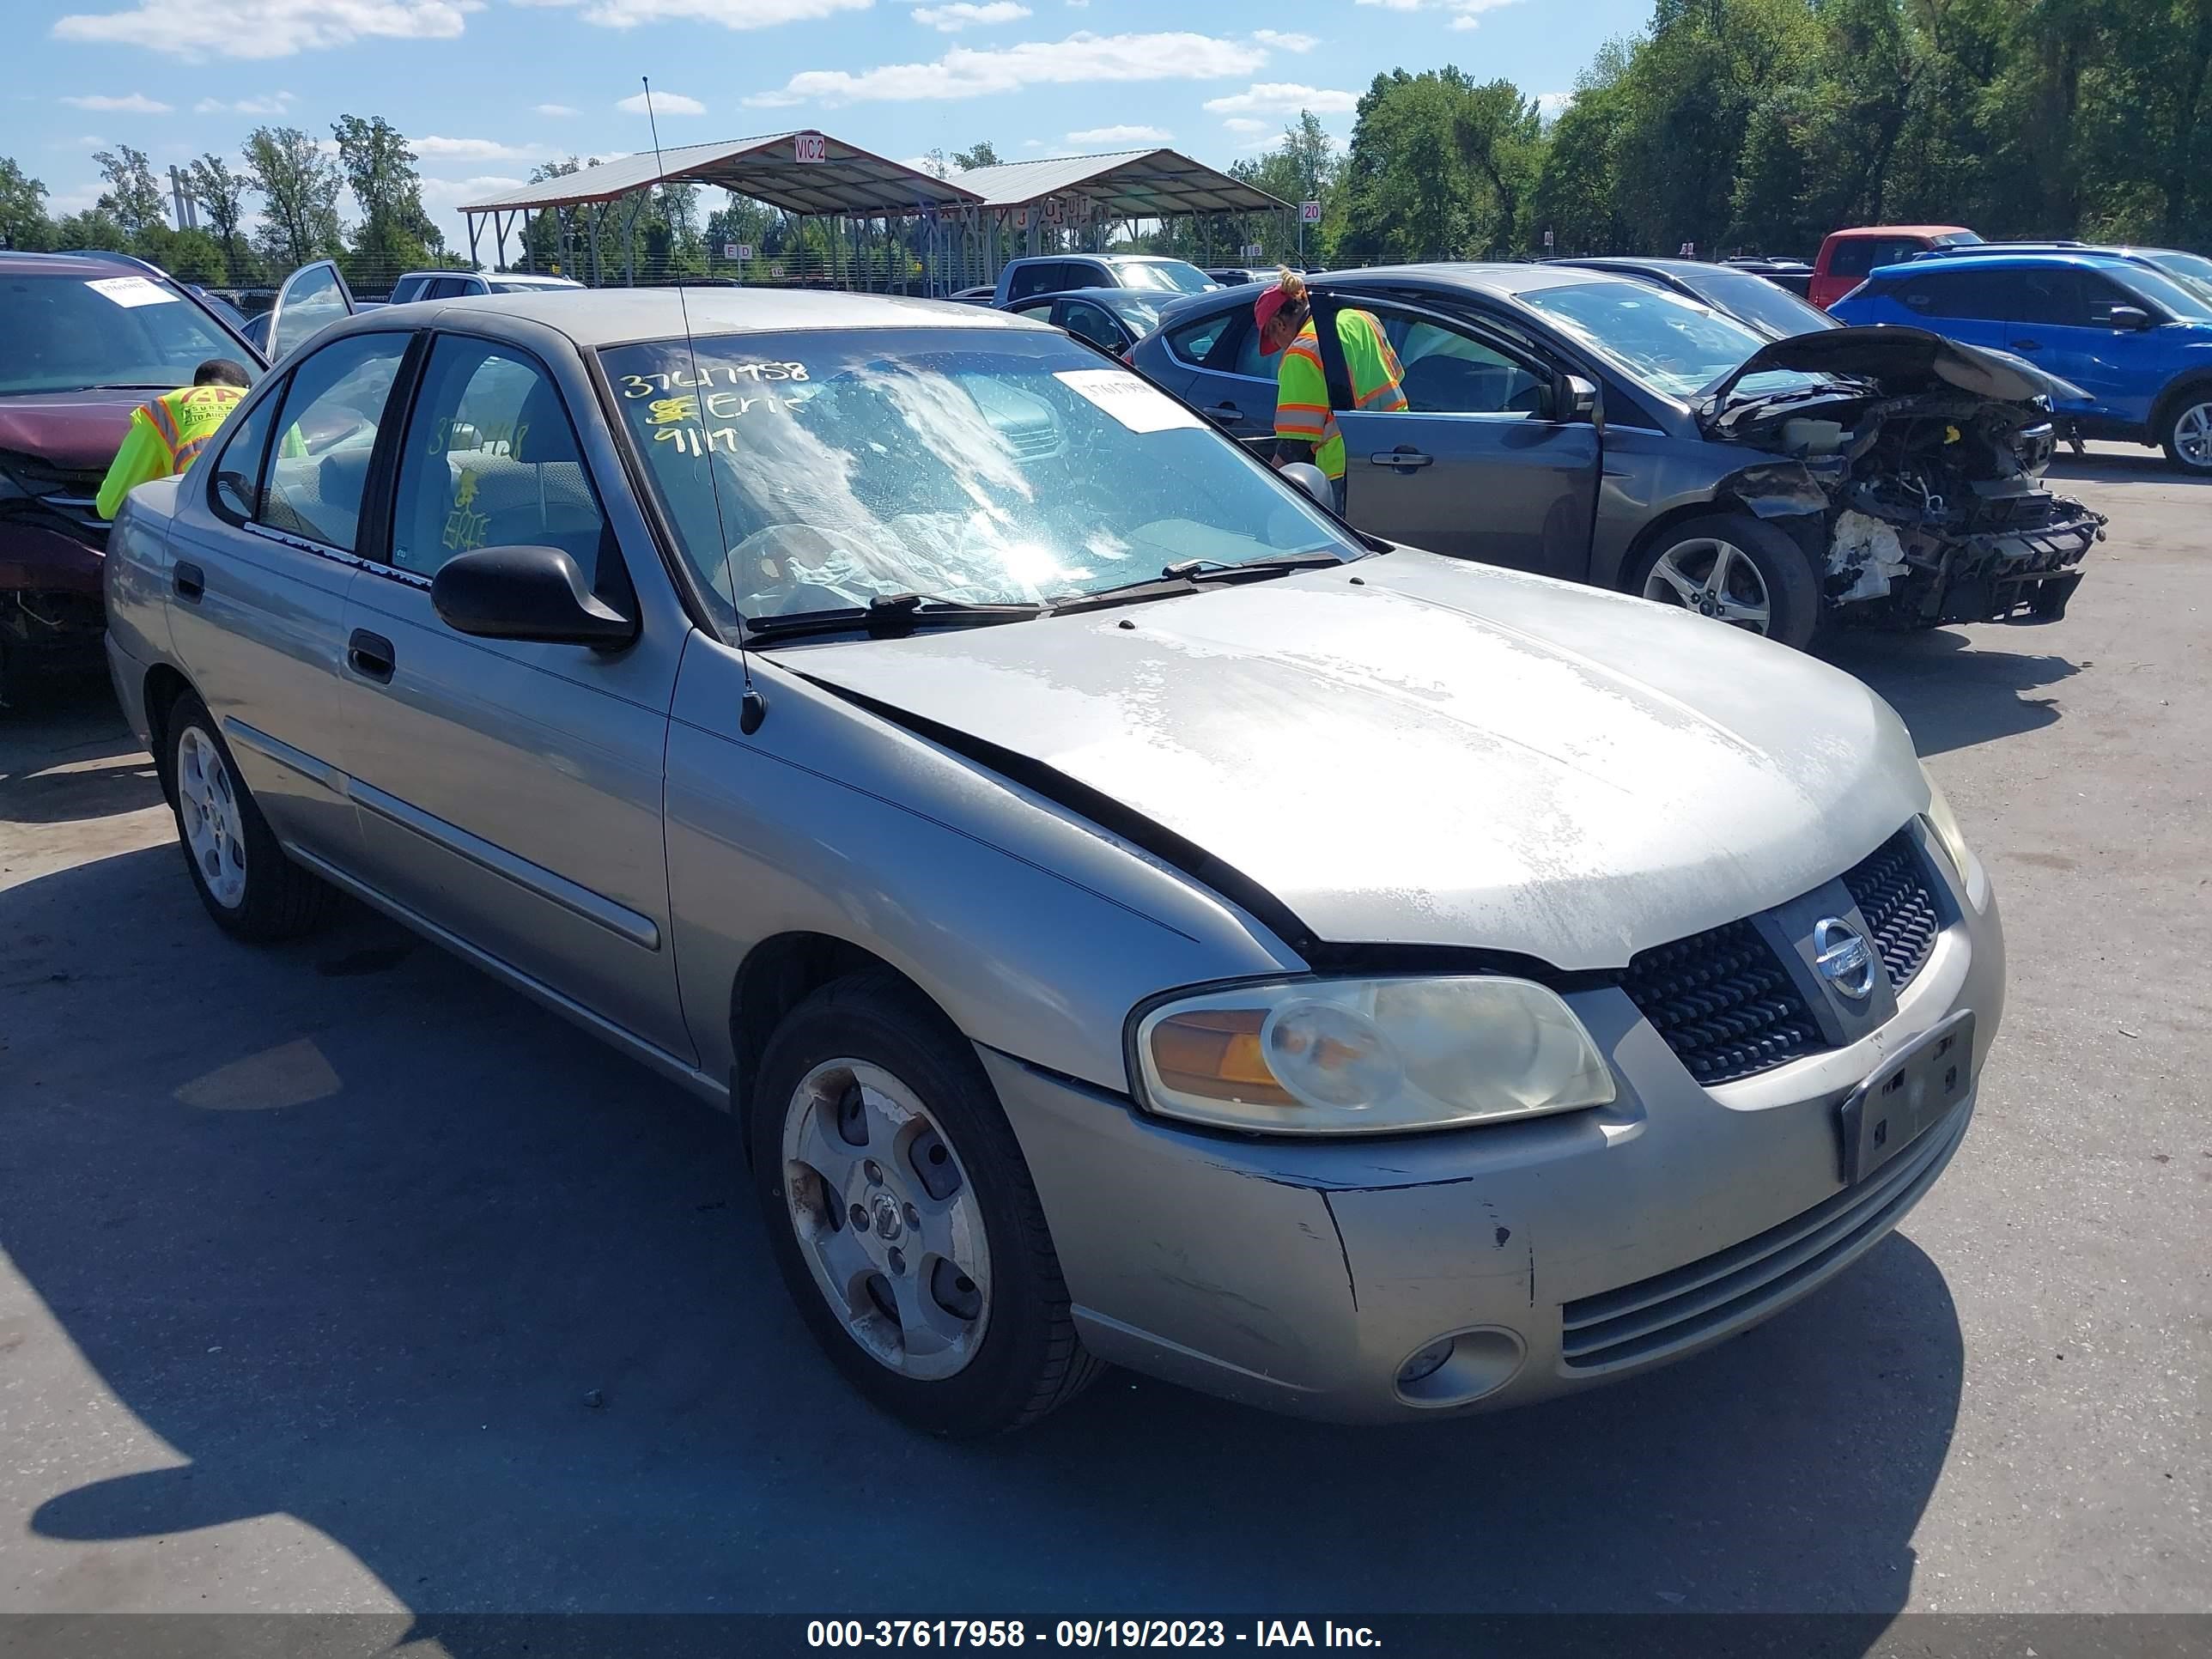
[1273,310,1408,480]
[96,384,246,520]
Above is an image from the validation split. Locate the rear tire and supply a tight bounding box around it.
[161,692,333,941]
[1629,512,1821,651]
[750,972,1102,1437]
[2159,391,2212,473]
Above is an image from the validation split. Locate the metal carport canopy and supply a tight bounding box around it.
[951,149,1289,216]
[458,131,983,217]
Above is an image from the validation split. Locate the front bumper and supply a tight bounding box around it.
[989,856,2003,1424]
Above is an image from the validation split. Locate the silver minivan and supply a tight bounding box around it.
[103,284,2004,1435]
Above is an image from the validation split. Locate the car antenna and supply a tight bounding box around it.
[641,74,766,735]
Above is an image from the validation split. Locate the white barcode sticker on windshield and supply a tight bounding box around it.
[86,275,178,309]
[1054,368,1200,434]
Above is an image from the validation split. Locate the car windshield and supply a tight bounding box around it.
[1516,280,1816,401]
[0,270,244,396]
[2116,264,2212,322]
[602,326,1358,630]
[1113,260,1217,295]
[1680,266,1838,339]
[2140,249,2212,304]
[1098,294,1164,331]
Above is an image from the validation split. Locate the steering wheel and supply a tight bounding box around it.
[719,521,896,609]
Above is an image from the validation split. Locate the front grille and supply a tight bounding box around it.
[1559,1098,1968,1371]
[1842,831,1942,993]
[1616,919,1824,1086]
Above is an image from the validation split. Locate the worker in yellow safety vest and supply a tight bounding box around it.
[1255,270,1407,514]
[96,359,253,521]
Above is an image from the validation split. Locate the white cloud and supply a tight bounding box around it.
[616,89,706,114]
[1535,89,1572,119]
[1220,116,1267,136]
[60,92,173,112]
[540,0,872,28]
[419,173,526,208]
[1203,82,1358,115]
[412,135,551,161]
[49,182,106,213]
[194,91,296,114]
[535,103,578,117]
[1252,28,1315,52]
[1356,0,1522,19]
[750,29,1263,106]
[913,2,1030,28]
[1066,124,1170,146]
[52,0,483,59]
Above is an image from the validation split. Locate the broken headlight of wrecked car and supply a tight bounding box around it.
[1133,975,1616,1134]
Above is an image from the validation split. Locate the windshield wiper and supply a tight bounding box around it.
[742,591,1046,645]
[85,382,180,392]
[1050,550,1348,615]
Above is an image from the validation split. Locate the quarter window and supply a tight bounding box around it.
[258,332,410,553]
[389,336,610,581]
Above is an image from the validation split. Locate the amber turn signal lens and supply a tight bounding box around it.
[1147,1008,1296,1105]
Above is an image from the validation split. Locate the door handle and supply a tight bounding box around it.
[1372,449,1434,468]
[1204,403,1243,424]
[347,629,395,684]
[173,561,204,602]
[2013,339,2043,351]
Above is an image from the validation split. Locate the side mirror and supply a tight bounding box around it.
[431,544,636,648]
[2106,305,2153,331]
[1565,374,1602,423]
[1279,461,1335,511]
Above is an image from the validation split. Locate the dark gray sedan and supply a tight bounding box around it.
[1133,264,2101,648]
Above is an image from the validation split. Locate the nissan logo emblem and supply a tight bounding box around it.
[1814,917,1876,1001]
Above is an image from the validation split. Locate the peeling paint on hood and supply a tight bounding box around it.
[788,550,1927,970]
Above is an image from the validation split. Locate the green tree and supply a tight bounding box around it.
[92,144,167,244]
[245,125,343,270]
[951,141,1002,171]
[185,153,259,284]
[332,113,444,283]
[1332,69,1534,264]
[0,155,51,251]
[51,207,129,252]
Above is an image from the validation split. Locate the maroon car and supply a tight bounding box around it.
[0,252,263,702]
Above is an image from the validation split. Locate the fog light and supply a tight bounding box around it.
[1397,1337,1455,1385]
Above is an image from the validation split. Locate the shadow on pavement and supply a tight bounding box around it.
[2045,450,2209,488]
[0,682,160,827]
[1822,628,2079,757]
[3,843,1968,1634]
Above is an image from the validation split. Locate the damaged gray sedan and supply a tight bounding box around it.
[108,289,2003,1435]
[1138,265,2104,648]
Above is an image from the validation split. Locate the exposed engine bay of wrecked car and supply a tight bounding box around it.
[1704,326,2106,627]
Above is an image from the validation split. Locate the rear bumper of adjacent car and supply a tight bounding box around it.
[988,854,2002,1424]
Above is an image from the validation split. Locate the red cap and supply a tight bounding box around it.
[1253,286,1292,353]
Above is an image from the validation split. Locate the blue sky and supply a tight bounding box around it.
[10,0,1652,253]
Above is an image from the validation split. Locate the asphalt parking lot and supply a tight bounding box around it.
[1,447,2204,1627]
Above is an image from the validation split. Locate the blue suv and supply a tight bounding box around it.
[1832,251,2212,471]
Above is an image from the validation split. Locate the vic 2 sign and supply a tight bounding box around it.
[793,133,829,164]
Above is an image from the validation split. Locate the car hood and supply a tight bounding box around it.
[1706,324,2081,408]
[792,550,1928,969]
[0,388,148,472]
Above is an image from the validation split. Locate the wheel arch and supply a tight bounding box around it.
[1615,494,1824,596]
[141,662,198,807]
[729,932,952,1162]
[2149,370,2212,441]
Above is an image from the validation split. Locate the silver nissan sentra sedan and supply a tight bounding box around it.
[102,286,2004,1435]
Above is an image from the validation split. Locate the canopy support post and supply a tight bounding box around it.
[466,212,481,270]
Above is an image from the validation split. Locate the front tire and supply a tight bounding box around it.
[2160,391,2212,473]
[750,973,1101,1436]
[161,693,332,940]
[1631,512,1821,650]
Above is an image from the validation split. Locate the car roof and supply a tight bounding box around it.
[1825,225,1975,240]
[356,287,1056,347]
[1866,249,2154,280]
[0,249,161,278]
[1038,286,1162,306]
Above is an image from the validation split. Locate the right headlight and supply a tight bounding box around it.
[1921,767,1987,906]
[1131,975,1616,1136]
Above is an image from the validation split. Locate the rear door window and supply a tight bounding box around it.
[1893,270,2004,321]
[2015,269,2091,327]
[1005,262,1065,302]
[258,332,411,552]
[1829,238,1923,281]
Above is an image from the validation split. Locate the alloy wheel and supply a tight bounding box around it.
[2174,402,2212,469]
[177,725,248,909]
[781,1059,992,1381]
[1644,537,1774,634]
